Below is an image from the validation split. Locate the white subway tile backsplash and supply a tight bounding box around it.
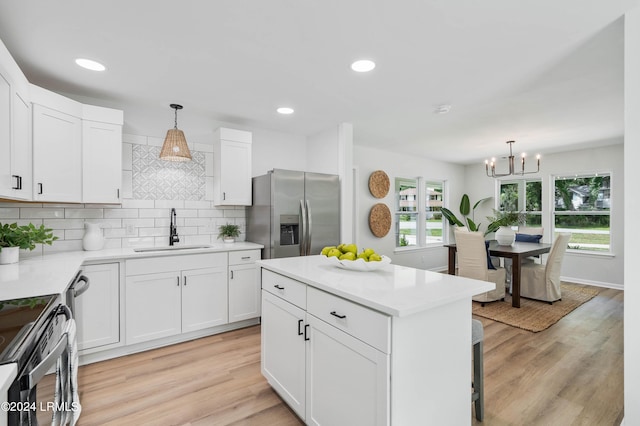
[121,199,154,209]
[122,237,155,248]
[104,208,138,219]
[176,209,198,218]
[179,226,200,236]
[20,208,64,219]
[0,208,20,219]
[185,200,211,209]
[64,229,86,240]
[44,219,85,229]
[155,218,184,228]
[184,218,211,227]
[184,235,212,245]
[65,208,104,219]
[44,239,83,254]
[154,200,184,209]
[104,227,128,238]
[122,218,155,228]
[198,209,224,218]
[139,209,169,219]
[103,238,123,249]
[138,227,168,237]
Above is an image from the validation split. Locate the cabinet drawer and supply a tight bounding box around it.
[307,286,390,354]
[126,253,227,276]
[229,249,260,265]
[262,269,306,309]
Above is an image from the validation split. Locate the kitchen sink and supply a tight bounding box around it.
[133,244,214,253]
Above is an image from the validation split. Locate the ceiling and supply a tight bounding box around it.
[0,1,635,164]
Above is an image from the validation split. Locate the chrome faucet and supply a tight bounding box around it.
[169,208,179,246]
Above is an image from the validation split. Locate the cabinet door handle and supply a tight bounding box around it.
[184,276,187,286]
[297,319,304,336]
[18,176,22,190]
[230,270,234,280]
[304,324,310,341]
[117,188,120,199]
[330,311,346,319]
[11,175,19,190]
[241,256,250,260]
[274,285,285,290]
[37,183,43,195]
[177,276,180,286]
[223,192,226,200]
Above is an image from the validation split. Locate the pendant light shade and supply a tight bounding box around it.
[160,104,192,162]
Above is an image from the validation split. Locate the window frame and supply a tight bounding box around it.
[552,172,612,255]
[394,176,446,250]
[497,178,542,226]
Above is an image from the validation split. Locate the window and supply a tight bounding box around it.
[395,177,445,248]
[499,179,542,226]
[553,174,611,253]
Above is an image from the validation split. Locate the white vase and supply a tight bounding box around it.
[0,246,20,264]
[83,222,105,251]
[495,226,516,246]
[223,237,235,243]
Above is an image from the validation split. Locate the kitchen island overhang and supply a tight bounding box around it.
[257,255,494,425]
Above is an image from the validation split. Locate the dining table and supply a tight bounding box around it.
[444,240,553,308]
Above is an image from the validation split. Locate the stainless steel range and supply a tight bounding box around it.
[0,292,76,425]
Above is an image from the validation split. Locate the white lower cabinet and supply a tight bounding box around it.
[228,249,261,322]
[75,263,120,351]
[261,270,390,425]
[125,253,228,345]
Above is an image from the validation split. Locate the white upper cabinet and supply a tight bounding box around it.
[31,86,83,203]
[82,105,123,204]
[31,84,123,204]
[213,127,252,206]
[0,39,31,200]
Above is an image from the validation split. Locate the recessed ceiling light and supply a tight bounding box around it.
[351,59,376,73]
[75,58,106,71]
[434,104,452,114]
[277,107,294,115]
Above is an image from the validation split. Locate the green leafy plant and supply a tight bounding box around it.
[0,222,57,251]
[485,209,526,235]
[441,194,492,232]
[217,223,241,239]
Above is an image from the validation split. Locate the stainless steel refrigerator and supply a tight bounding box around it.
[247,169,340,259]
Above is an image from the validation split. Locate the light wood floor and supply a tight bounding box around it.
[66,285,621,426]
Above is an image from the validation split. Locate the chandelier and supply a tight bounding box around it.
[485,140,540,178]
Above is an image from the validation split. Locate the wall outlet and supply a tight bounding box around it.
[125,224,135,235]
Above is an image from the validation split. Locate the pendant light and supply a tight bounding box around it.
[160,104,192,161]
[485,140,540,178]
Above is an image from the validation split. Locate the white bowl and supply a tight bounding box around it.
[323,254,391,271]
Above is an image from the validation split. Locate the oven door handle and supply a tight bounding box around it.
[26,305,73,390]
[73,275,90,297]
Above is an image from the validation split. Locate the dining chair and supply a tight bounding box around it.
[520,233,571,304]
[472,319,484,422]
[454,230,506,305]
[504,226,545,293]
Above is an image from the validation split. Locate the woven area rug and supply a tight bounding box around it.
[472,282,599,332]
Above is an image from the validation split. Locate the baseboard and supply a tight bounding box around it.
[561,275,623,290]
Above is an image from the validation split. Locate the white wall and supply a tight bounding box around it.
[624,5,640,425]
[251,128,307,176]
[353,145,466,271]
[464,142,624,287]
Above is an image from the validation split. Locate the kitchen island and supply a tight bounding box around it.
[257,255,494,426]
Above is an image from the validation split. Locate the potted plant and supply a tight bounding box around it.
[441,194,492,232]
[485,209,526,245]
[0,222,58,264]
[218,223,240,243]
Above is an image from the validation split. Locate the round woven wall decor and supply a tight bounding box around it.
[368,170,390,198]
[369,203,392,238]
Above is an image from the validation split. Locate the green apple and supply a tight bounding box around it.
[339,252,356,261]
[369,253,382,262]
[327,248,342,258]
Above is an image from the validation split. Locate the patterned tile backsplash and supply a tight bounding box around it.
[132,145,206,200]
[0,133,246,257]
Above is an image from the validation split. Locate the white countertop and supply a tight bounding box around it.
[0,242,263,301]
[256,255,494,317]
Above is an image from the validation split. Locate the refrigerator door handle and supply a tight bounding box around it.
[305,199,312,255]
[300,199,307,256]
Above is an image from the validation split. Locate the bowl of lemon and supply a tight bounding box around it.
[320,244,391,271]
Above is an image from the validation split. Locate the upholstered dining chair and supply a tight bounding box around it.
[520,232,571,304]
[454,230,506,305]
[504,225,545,292]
